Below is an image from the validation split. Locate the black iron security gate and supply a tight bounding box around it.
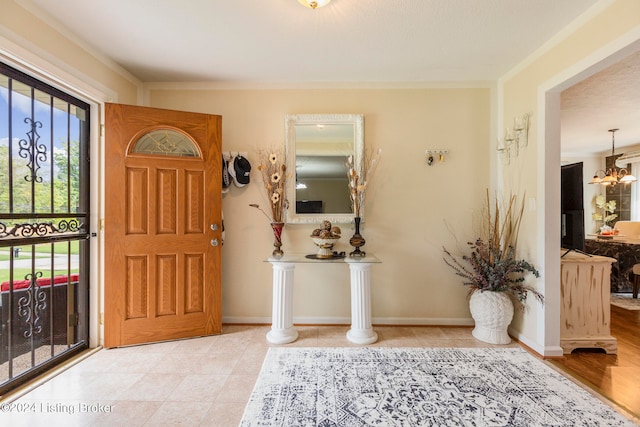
[0,62,90,394]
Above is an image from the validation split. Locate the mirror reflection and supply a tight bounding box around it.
[295,124,352,214]
[285,114,364,224]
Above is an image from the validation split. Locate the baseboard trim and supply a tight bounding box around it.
[509,327,564,358]
[222,316,475,326]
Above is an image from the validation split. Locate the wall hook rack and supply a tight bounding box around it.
[223,151,248,160]
[425,149,449,166]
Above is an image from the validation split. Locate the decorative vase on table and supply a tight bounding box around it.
[349,216,366,257]
[270,222,284,257]
[599,224,614,237]
[468,290,514,345]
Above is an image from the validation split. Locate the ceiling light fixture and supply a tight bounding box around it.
[298,0,331,9]
[589,128,637,186]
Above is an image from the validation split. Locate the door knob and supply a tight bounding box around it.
[210,239,219,246]
[210,224,219,231]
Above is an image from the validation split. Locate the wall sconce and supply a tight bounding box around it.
[425,149,448,166]
[588,128,637,186]
[497,113,530,163]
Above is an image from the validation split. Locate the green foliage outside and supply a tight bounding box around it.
[0,138,82,283]
[0,139,80,213]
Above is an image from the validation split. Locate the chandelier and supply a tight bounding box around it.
[588,129,637,186]
[298,0,332,9]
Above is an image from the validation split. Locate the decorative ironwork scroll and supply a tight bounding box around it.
[17,272,47,338]
[0,219,82,239]
[18,117,47,183]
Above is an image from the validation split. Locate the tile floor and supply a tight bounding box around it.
[0,325,523,426]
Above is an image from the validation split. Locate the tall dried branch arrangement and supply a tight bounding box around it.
[250,149,289,223]
[347,147,382,217]
[478,189,525,263]
[443,189,543,311]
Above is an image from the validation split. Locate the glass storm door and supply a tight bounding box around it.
[0,62,90,394]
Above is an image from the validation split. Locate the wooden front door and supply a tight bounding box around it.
[104,103,222,348]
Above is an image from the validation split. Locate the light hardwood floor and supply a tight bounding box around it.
[550,304,640,419]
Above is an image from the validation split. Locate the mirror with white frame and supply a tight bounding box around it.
[285,114,364,224]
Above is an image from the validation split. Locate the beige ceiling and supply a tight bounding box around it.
[561,50,640,157]
[21,0,639,155]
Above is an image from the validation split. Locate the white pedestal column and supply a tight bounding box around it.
[346,261,378,344]
[266,262,298,344]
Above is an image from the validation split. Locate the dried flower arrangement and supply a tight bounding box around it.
[443,190,543,311]
[250,149,289,223]
[346,148,382,217]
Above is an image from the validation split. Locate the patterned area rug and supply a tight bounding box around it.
[240,347,635,426]
[611,293,640,311]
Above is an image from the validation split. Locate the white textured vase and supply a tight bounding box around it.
[469,291,514,345]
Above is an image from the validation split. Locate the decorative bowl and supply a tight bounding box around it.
[310,236,341,258]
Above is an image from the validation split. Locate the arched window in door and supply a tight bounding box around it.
[131,128,200,158]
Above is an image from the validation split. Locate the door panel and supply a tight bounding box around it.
[185,170,205,233]
[156,168,177,234]
[105,103,222,348]
[126,168,148,234]
[126,255,148,319]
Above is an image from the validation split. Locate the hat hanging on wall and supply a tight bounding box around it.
[222,155,231,193]
[229,154,251,187]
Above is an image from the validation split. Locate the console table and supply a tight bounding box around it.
[266,254,381,345]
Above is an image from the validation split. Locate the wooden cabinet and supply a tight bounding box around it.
[560,251,617,354]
